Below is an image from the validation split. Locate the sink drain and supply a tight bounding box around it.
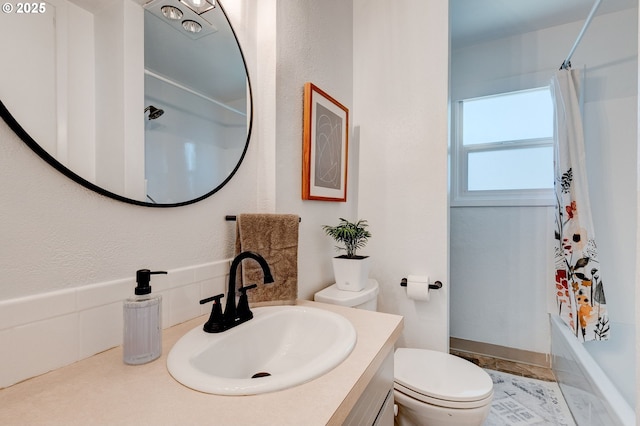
[251,372,271,379]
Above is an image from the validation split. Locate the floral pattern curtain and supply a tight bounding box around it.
[552,69,609,342]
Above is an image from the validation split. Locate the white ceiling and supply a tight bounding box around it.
[450,0,637,48]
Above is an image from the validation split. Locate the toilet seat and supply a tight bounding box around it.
[394,348,494,409]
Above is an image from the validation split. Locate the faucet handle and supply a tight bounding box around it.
[236,284,257,322]
[200,293,225,333]
[238,284,258,294]
[200,293,224,305]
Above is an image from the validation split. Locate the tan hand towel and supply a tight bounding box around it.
[235,214,299,306]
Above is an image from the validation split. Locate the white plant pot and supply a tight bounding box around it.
[332,256,372,292]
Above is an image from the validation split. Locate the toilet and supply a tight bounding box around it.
[314,279,493,426]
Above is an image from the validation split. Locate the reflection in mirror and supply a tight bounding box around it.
[0,0,251,207]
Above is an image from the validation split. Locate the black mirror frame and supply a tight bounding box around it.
[0,0,253,208]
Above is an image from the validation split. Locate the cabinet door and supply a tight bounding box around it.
[373,389,394,426]
[343,350,394,425]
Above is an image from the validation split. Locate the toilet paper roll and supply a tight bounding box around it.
[406,277,430,301]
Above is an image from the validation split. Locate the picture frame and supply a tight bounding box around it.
[302,82,349,201]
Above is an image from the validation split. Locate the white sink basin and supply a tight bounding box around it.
[167,305,357,395]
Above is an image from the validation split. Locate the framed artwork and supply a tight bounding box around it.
[302,82,349,201]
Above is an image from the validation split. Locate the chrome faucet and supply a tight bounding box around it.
[199,251,274,333]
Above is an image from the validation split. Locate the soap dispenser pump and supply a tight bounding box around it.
[123,269,167,365]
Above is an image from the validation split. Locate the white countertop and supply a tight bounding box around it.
[0,300,403,425]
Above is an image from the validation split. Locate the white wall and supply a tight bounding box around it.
[353,0,450,351]
[273,0,357,301]
[66,2,96,182]
[94,0,145,201]
[450,9,637,355]
[636,2,640,413]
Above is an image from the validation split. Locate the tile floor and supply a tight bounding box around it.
[450,349,555,381]
[484,369,575,425]
[450,350,576,425]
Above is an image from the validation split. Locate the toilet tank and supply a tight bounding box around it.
[314,279,379,311]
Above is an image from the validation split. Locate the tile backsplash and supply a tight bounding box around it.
[0,260,230,388]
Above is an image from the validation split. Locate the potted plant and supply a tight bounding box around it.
[322,218,372,292]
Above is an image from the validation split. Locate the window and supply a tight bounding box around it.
[451,87,555,206]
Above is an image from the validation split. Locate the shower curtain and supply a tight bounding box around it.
[552,69,609,342]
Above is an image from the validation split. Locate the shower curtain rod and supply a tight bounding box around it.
[144,69,247,117]
[560,0,602,69]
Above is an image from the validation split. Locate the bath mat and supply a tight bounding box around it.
[484,370,576,426]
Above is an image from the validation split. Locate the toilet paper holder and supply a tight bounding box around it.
[400,278,442,290]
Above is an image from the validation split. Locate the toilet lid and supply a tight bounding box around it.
[394,348,493,407]
[313,279,379,307]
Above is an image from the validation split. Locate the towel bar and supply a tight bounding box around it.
[225,215,301,222]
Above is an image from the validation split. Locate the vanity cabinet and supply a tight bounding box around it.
[344,349,395,425]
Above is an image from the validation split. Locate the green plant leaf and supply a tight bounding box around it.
[322,218,371,258]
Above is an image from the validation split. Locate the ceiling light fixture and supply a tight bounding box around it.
[160,5,183,20]
[182,19,202,33]
[179,0,215,15]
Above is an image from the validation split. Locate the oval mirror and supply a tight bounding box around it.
[0,0,252,207]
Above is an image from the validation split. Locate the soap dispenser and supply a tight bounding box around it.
[123,269,167,365]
